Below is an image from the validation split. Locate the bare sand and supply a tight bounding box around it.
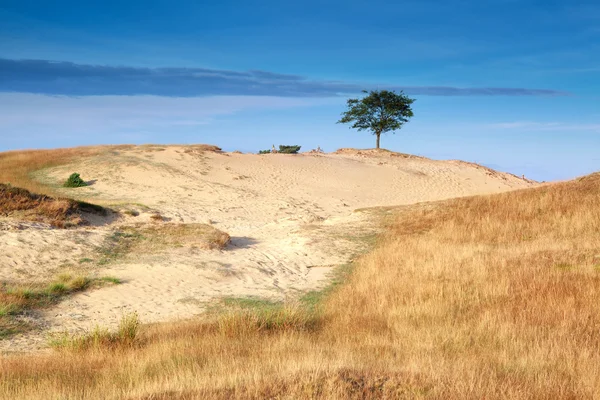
[0,146,535,351]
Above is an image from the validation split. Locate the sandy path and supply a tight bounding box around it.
[1,146,535,351]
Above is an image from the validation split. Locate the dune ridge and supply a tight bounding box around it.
[0,145,535,351]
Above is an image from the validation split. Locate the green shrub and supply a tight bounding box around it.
[63,173,87,188]
[258,150,271,154]
[278,145,301,154]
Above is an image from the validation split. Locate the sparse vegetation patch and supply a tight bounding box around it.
[0,274,121,339]
[95,223,231,265]
[0,183,107,228]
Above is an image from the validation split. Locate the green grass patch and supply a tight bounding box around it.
[0,274,121,340]
[100,276,122,285]
[48,282,67,293]
[97,229,145,265]
[300,262,355,312]
[221,296,283,311]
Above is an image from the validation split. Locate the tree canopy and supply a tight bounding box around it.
[338,90,415,149]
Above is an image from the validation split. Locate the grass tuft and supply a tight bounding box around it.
[50,313,140,351]
[99,276,122,285]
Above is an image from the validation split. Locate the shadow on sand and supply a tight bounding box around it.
[228,236,259,249]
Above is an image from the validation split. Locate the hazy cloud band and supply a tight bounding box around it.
[0,59,569,97]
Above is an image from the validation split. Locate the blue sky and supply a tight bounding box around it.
[0,0,599,181]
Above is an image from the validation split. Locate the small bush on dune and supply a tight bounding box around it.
[278,145,301,154]
[63,173,87,188]
[258,149,271,154]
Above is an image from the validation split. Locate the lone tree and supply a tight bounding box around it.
[338,90,415,149]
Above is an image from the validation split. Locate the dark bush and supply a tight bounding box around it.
[64,173,87,188]
[278,145,301,154]
[258,150,271,154]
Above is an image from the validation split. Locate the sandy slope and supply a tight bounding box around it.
[0,146,535,351]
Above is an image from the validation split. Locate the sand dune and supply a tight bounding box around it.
[0,146,535,351]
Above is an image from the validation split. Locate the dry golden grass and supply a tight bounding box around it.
[0,183,107,228]
[182,144,222,154]
[1,173,599,399]
[0,146,132,195]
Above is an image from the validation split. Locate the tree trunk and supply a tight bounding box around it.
[376,133,381,149]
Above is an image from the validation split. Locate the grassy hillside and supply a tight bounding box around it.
[0,146,109,195]
[1,172,599,398]
[0,144,221,196]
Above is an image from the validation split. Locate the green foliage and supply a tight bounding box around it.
[221,296,283,311]
[278,145,301,154]
[48,282,67,293]
[338,90,415,149]
[100,276,122,284]
[259,146,301,154]
[63,173,87,188]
